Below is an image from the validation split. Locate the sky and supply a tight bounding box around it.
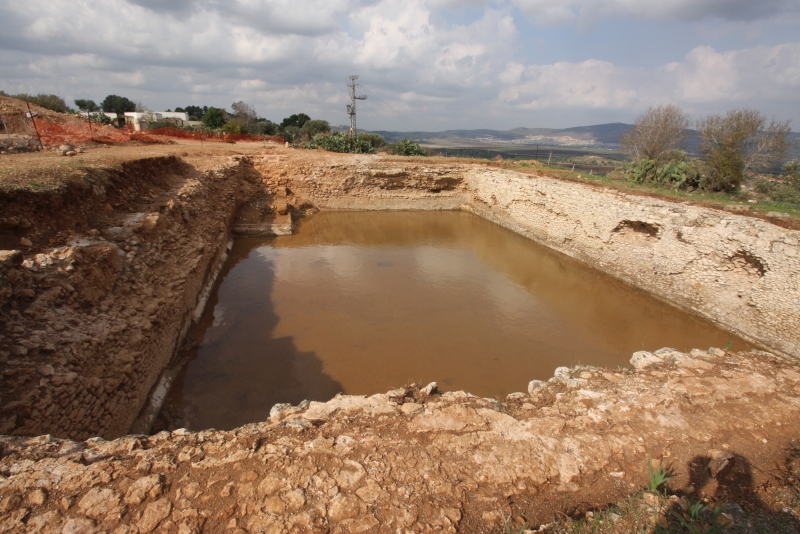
[0,0,798,131]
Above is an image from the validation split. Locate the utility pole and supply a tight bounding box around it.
[346,75,367,135]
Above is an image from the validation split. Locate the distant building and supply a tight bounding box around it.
[123,111,190,131]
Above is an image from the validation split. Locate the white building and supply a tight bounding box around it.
[124,111,190,131]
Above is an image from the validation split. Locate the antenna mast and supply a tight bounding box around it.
[347,75,367,135]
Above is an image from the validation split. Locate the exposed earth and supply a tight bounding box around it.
[0,139,799,533]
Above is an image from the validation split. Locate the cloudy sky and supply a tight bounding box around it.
[1,0,798,130]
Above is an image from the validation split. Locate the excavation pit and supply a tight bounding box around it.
[2,145,799,533]
[155,210,754,432]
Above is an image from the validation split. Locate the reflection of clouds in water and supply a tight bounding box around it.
[413,247,473,286]
[483,273,547,334]
[257,246,363,283]
[211,303,226,328]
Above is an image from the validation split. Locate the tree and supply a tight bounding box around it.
[74,99,99,112]
[697,109,793,192]
[14,93,70,113]
[202,107,226,129]
[299,119,330,141]
[256,119,278,135]
[179,105,206,121]
[358,133,385,149]
[621,104,690,164]
[280,113,310,129]
[101,95,136,114]
[230,101,258,133]
[281,125,300,143]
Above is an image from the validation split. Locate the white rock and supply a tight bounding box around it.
[527,380,546,394]
[553,367,570,379]
[630,351,662,369]
[420,382,438,395]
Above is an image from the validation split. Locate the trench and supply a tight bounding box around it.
[153,209,754,432]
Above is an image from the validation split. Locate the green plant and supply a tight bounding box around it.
[671,502,728,534]
[221,119,243,134]
[697,109,793,192]
[89,112,112,125]
[101,94,136,115]
[626,156,701,190]
[74,99,99,112]
[304,132,376,154]
[647,459,673,493]
[783,159,800,188]
[298,119,331,142]
[13,93,70,113]
[202,107,226,129]
[495,511,527,534]
[393,138,427,156]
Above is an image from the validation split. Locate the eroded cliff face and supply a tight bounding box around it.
[1,348,799,533]
[0,156,258,440]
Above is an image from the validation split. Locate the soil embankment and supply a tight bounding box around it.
[1,144,800,532]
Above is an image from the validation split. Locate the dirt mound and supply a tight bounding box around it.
[0,95,132,148]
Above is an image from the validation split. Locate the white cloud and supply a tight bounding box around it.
[511,0,800,26]
[494,42,800,123]
[0,0,797,129]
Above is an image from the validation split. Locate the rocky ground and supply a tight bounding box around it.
[1,348,800,533]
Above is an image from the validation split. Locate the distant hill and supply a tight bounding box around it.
[358,124,799,157]
[369,123,633,149]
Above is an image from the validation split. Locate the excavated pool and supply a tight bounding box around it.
[156,210,754,431]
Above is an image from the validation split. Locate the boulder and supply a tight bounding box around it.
[528,380,546,394]
[630,351,662,369]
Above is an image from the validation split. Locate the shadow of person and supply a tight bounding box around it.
[665,451,800,531]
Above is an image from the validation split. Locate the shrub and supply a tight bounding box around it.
[359,133,385,149]
[753,177,775,195]
[89,112,113,125]
[221,119,243,134]
[696,109,793,192]
[625,152,701,190]
[256,119,278,135]
[13,93,70,113]
[304,132,375,153]
[392,138,427,156]
[281,125,300,143]
[202,107,226,129]
[299,120,331,142]
[783,159,800,188]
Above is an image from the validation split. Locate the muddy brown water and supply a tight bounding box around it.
[157,210,754,431]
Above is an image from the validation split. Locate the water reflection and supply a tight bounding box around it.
[158,210,754,431]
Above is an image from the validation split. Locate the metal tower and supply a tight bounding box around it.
[347,75,367,135]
